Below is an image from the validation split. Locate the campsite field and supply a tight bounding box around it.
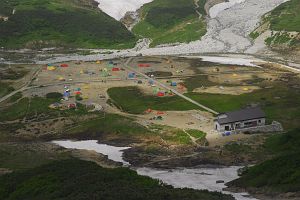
[0,55,299,172]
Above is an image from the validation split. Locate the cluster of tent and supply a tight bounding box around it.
[46,63,69,71]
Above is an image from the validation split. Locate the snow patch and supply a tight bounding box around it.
[95,0,153,20]
[52,140,130,165]
[185,55,261,67]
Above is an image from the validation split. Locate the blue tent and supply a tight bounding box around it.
[128,72,135,79]
[171,82,177,86]
[149,80,154,85]
[63,91,70,97]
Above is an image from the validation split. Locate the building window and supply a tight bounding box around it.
[258,120,261,123]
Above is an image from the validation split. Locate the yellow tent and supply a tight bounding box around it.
[96,60,101,64]
[47,66,56,71]
[243,87,249,91]
[232,73,237,77]
[58,76,65,81]
[80,70,84,74]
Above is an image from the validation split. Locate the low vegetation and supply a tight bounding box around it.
[0,0,136,49]
[268,0,300,32]
[0,143,71,170]
[0,159,234,200]
[107,86,198,114]
[0,82,14,98]
[228,129,300,194]
[256,0,300,47]
[66,114,150,139]
[133,0,207,47]
[0,96,88,122]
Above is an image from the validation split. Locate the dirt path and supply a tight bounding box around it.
[194,0,202,19]
[0,66,42,104]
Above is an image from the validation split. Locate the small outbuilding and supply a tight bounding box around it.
[214,107,266,132]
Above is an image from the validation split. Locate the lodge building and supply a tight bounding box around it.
[214,107,266,132]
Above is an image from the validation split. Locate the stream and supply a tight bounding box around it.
[53,140,258,200]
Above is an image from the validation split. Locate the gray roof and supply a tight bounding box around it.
[216,107,265,125]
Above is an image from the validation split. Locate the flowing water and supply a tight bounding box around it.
[53,140,258,200]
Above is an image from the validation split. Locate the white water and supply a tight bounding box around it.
[209,0,246,18]
[53,140,258,200]
[94,0,153,20]
[52,140,130,165]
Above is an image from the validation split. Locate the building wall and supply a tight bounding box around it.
[215,118,266,132]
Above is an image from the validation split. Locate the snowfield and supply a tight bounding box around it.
[94,0,153,20]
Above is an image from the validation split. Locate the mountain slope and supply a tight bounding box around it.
[250,0,300,49]
[0,159,234,200]
[0,0,137,49]
[132,0,207,47]
[228,129,300,196]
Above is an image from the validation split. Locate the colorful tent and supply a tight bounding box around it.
[145,108,152,113]
[138,63,150,67]
[112,67,120,71]
[157,92,165,97]
[58,77,65,81]
[171,82,177,86]
[63,91,70,97]
[60,64,69,67]
[128,72,135,79]
[157,111,165,115]
[47,66,56,71]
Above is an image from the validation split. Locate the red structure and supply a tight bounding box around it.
[112,67,120,71]
[138,63,150,67]
[60,64,69,67]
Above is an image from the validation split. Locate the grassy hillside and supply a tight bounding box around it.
[132,0,207,47]
[228,129,300,194]
[0,159,234,200]
[268,0,300,32]
[0,0,137,49]
[251,0,300,47]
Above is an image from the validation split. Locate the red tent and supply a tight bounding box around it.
[74,91,81,95]
[157,92,165,97]
[157,111,165,115]
[145,108,152,113]
[112,67,120,71]
[138,63,150,67]
[60,64,69,67]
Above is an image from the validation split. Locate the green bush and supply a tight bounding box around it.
[46,92,63,99]
[0,159,234,200]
